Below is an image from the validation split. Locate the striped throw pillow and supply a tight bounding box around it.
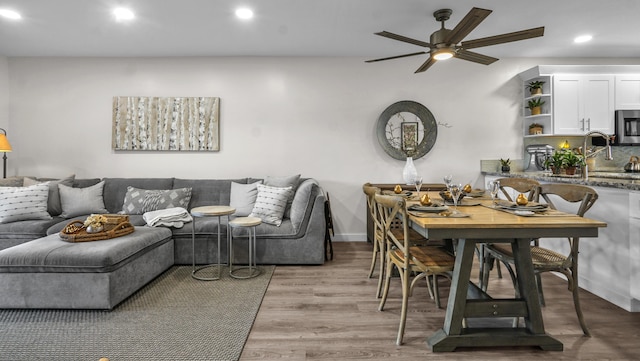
[0,183,52,223]
[249,184,293,226]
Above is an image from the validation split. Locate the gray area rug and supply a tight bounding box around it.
[0,265,274,361]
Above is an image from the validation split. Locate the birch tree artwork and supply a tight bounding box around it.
[112,97,220,151]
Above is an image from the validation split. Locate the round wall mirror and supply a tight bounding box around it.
[376,100,438,160]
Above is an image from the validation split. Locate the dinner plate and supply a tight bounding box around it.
[467,189,486,198]
[408,204,449,213]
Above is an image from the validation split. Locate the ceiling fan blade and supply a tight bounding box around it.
[365,52,427,63]
[454,49,499,65]
[444,7,492,45]
[415,56,437,73]
[375,31,431,48]
[461,27,545,49]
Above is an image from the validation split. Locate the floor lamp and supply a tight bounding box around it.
[0,128,12,178]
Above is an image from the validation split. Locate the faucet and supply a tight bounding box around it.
[581,130,613,179]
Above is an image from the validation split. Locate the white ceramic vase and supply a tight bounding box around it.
[402,157,418,185]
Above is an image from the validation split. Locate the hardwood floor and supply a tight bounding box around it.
[241,242,640,360]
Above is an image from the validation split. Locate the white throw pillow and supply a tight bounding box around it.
[249,184,293,226]
[59,181,108,218]
[265,174,300,217]
[0,183,52,223]
[229,181,262,217]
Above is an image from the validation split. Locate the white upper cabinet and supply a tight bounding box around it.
[553,75,614,134]
[615,75,640,110]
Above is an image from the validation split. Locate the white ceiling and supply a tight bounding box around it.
[1,0,639,59]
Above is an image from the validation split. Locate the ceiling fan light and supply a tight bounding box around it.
[432,48,454,60]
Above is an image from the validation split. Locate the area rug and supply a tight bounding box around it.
[0,265,274,361]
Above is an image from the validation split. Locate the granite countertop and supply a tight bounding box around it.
[483,170,640,191]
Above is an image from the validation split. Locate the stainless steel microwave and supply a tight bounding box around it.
[615,110,640,145]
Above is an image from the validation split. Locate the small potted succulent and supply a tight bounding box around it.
[526,80,545,96]
[529,123,544,135]
[500,158,511,173]
[527,98,546,115]
[545,151,566,174]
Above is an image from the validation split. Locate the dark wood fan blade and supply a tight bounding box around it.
[454,49,499,65]
[375,31,430,48]
[444,7,492,45]
[461,27,545,49]
[365,52,427,63]
[415,56,436,73]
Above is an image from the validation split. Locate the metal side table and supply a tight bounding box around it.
[228,216,262,279]
[191,205,235,281]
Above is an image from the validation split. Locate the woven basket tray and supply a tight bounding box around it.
[59,214,134,242]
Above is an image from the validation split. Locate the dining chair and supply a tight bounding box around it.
[375,193,455,345]
[479,177,541,288]
[482,183,598,336]
[363,183,385,298]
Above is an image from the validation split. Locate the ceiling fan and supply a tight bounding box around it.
[366,7,544,73]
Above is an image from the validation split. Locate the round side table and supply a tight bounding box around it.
[228,216,262,279]
[190,205,236,281]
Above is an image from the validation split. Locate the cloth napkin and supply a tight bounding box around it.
[143,207,193,228]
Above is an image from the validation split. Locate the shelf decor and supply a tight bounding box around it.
[529,123,544,135]
[112,96,220,151]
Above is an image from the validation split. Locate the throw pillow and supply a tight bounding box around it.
[229,181,262,217]
[23,174,75,216]
[59,181,108,218]
[0,183,52,223]
[265,174,301,218]
[250,184,293,226]
[120,186,192,214]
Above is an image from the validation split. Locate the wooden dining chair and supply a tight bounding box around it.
[363,184,385,298]
[375,193,455,345]
[482,183,598,336]
[479,177,541,288]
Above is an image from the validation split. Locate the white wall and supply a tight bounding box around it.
[0,56,8,129]
[7,56,639,240]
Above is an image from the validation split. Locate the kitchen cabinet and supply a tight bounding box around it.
[630,192,640,300]
[553,75,614,134]
[616,75,640,110]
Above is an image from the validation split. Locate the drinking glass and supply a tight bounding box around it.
[488,180,500,207]
[443,175,453,190]
[414,177,423,198]
[450,183,462,214]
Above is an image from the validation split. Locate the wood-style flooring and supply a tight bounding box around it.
[241,242,640,360]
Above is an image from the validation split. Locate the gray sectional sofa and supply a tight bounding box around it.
[0,176,326,309]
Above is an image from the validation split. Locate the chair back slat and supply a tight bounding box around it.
[374,194,410,269]
[537,183,598,217]
[496,177,540,202]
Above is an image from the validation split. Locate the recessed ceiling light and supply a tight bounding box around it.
[113,7,135,21]
[235,7,254,20]
[0,9,21,20]
[574,35,592,43]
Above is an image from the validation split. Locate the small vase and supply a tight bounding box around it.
[402,157,418,185]
[86,224,104,233]
[501,165,510,173]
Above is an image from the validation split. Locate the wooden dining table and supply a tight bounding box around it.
[408,192,607,352]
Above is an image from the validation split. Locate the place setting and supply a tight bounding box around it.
[408,176,472,218]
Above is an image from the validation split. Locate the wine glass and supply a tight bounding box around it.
[488,180,500,207]
[443,175,453,190]
[450,183,462,214]
[413,177,423,198]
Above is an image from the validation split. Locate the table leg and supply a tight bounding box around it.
[191,215,223,281]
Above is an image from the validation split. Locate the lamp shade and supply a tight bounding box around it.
[0,130,11,152]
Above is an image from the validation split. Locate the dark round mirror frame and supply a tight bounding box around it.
[376,100,438,160]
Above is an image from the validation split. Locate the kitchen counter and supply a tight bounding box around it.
[482,170,640,191]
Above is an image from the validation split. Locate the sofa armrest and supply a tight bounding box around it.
[289,179,320,233]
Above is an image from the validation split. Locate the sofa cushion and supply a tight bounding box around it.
[250,184,293,226]
[102,178,174,214]
[0,183,52,224]
[59,181,108,218]
[173,178,248,209]
[23,174,75,216]
[0,176,25,187]
[120,186,192,214]
[230,181,262,217]
[0,227,173,273]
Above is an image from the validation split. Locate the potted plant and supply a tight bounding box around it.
[527,98,546,115]
[500,158,511,173]
[545,151,566,174]
[526,80,545,95]
[562,150,585,175]
[529,123,544,135]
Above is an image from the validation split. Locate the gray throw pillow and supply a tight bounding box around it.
[229,181,262,217]
[59,181,108,218]
[265,174,300,218]
[120,186,192,214]
[0,183,52,223]
[23,174,75,216]
[249,184,293,226]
